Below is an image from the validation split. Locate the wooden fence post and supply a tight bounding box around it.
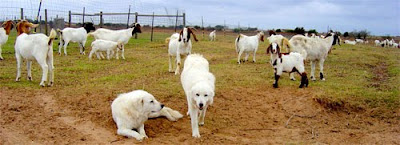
[45,9,48,35]
[82,7,85,25]
[134,12,138,39]
[20,8,24,20]
[183,13,186,27]
[68,10,71,27]
[174,10,178,32]
[99,11,103,28]
[151,12,154,42]
[127,5,131,28]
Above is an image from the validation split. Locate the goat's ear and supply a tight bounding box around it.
[277,44,282,58]
[260,35,264,42]
[178,30,183,42]
[266,44,272,54]
[188,28,198,42]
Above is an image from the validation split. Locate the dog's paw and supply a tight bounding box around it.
[192,133,201,138]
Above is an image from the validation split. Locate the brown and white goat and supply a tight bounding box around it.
[0,20,15,60]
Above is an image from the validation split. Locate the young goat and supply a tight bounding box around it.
[267,42,308,88]
[57,22,95,55]
[267,33,291,53]
[344,40,356,45]
[88,23,141,59]
[235,31,264,64]
[289,33,337,81]
[0,20,14,60]
[14,20,57,87]
[167,27,198,75]
[209,30,216,41]
[89,40,124,60]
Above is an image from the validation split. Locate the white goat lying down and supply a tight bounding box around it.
[88,23,142,59]
[89,40,124,60]
[14,20,57,87]
[235,31,264,64]
[57,22,96,55]
[111,90,183,141]
[344,40,356,45]
[0,20,14,60]
[209,30,216,41]
[267,42,308,88]
[168,27,198,75]
[289,33,337,81]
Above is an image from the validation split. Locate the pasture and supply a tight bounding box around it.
[0,29,399,144]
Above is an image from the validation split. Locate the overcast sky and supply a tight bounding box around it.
[1,0,399,36]
[143,0,400,36]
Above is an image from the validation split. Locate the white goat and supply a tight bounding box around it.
[0,20,14,60]
[57,23,95,55]
[209,30,216,41]
[344,40,356,45]
[267,42,308,88]
[14,20,57,87]
[289,33,337,81]
[88,23,141,59]
[374,40,380,46]
[355,39,364,44]
[89,40,124,60]
[267,34,291,53]
[235,31,264,64]
[167,27,198,75]
[393,43,399,48]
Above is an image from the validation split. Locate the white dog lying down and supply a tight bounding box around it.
[111,90,183,141]
[181,54,215,138]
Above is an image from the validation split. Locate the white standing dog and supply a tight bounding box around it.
[181,54,215,138]
[111,90,183,141]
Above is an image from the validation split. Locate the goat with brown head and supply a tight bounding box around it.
[178,27,198,43]
[2,20,15,35]
[16,20,38,35]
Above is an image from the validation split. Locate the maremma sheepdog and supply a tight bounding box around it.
[181,54,215,138]
[111,90,183,141]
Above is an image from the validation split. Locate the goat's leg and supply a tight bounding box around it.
[27,60,32,81]
[79,42,85,55]
[116,48,120,60]
[15,54,22,82]
[58,39,63,55]
[319,59,325,81]
[47,54,54,86]
[168,55,173,73]
[106,50,111,60]
[299,72,309,88]
[310,61,316,81]
[121,45,125,60]
[273,68,282,88]
[38,61,49,87]
[175,54,181,75]
[0,45,3,60]
[252,51,257,62]
[88,49,96,60]
[63,41,69,56]
[289,72,296,81]
[244,52,250,62]
[237,51,243,64]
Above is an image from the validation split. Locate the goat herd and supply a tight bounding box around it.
[0,20,397,140]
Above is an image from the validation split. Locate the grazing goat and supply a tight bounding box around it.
[14,20,57,87]
[266,42,308,88]
[374,40,380,46]
[89,40,124,60]
[355,39,364,43]
[0,20,14,60]
[88,23,141,59]
[209,30,216,41]
[289,33,337,81]
[167,27,198,75]
[57,22,95,55]
[393,43,399,48]
[235,31,264,64]
[344,40,356,45]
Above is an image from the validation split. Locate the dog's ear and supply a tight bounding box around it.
[209,90,214,106]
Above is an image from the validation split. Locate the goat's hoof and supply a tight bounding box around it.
[321,78,326,81]
[28,76,32,81]
[15,77,21,82]
[252,61,255,63]
[290,78,296,81]
[199,122,204,126]
[40,83,45,87]
[48,82,53,87]
[0,57,3,60]
[273,83,278,88]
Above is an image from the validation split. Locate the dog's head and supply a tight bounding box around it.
[139,92,164,115]
[190,82,214,110]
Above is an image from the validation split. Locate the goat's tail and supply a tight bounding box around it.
[48,29,57,46]
[165,37,171,44]
[235,34,241,53]
[282,37,292,52]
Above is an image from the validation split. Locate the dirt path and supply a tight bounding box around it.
[1,86,399,144]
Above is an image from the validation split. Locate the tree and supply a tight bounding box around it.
[294,27,305,34]
[276,29,281,32]
[343,32,349,37]
[358,29,370,39]
[194,25,201,29]
[308,29,318,34]
[215,25,224,31]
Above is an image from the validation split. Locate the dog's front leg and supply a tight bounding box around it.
[138,124,148,139]
[190,109,200,138]
[199,106,208,126]
[117,128,144,141]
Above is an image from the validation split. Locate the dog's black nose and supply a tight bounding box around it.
[199,103,203,108]
[161,104,164,108]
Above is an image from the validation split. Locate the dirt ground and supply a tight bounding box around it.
[1,85,399,144]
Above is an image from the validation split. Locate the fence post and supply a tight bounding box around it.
[174,10,178,32]
[45,9,48,35]
[151,12,154,42]
[68,10,71,27]
[183,13,186,27]
[82,7,85,25]
[134,12,138,39]
[99,11,103,28]
[39,16,42,33]
[127,5,131,28]
[20,8,24,20]
[201,16,204,39]
[224,20,226,39]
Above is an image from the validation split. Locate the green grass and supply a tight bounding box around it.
[0,30,399,118]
